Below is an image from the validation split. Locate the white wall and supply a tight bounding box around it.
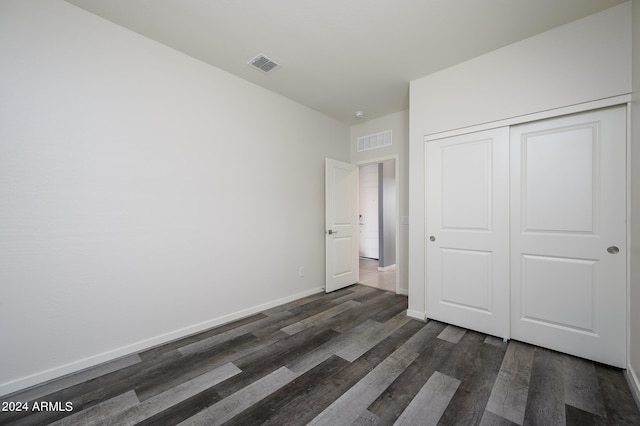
[350,110,409,295]
[0,0,349,396]
[409,3,632,317]
[629,0,640,401]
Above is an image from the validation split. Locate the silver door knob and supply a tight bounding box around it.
[607,246,619,254]
[328,229,338,235]
[429,236,436,242]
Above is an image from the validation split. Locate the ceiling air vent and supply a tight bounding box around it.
[248,54,280,73]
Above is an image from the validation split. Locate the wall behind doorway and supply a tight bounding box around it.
[358,160,396,269]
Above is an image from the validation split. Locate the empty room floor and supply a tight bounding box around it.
[1,285,639,425]
[359,257,396,293]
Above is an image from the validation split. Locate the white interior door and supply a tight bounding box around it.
[426,128,510,339]
[510,106,627,367]
[325,158,359,292]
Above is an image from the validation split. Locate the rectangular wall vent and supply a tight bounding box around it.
[248,54,281,73]
[357,130,392,152]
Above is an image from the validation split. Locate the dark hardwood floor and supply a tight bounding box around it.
[1,284,639,425]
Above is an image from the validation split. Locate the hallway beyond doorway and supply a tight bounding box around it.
[359,257,396,292]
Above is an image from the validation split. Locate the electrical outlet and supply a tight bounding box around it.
[299,266,305,278]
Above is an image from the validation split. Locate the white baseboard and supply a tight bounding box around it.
[0,286,324,398]
[626,363,640,411]
[377,264,396,272]
[406,309,427,322]
[397,287,409,296]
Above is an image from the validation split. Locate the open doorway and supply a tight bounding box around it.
[357,159,397,293]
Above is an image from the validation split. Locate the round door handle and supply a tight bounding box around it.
[429,236,436,242]
[607,246,619,254]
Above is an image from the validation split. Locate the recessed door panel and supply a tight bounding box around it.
[522,125,596,234]
[332,167,355,225]
[441,248,492,312]
[520,254,596,333]
[441,140,492,231]
[333,236,355,277]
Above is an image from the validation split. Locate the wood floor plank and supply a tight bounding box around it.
[353,409,382,425]
[223,355,351,425]
[133,386,222,425]
[231,327,339,373]
[367,320,450,423]
[393,370,460,426]
[522,348,566,426]
[177,310,293,356]
[216,328,339,399]
[281,300,361,335]
[330,292,398,333]
[485,335,507,347]
[335,311,411,362]
[107,362,241,425]
[329,286,377,305]
[180,366,297,426]
[134,333,256,401]
[479,409,520,426]
[595,363,640,425]
[369,296,410,324]
[485,340,535,425]
[308,346,419,426]
[253,290,385,339]
[437,331,506,426]
[48,390,139,426]
[562,355,606,417]
[564,404,600,425]
[437,324,467,344]
[285,319,382,375]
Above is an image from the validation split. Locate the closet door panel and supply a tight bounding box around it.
[426,128,510,339]
[510,106,626,368]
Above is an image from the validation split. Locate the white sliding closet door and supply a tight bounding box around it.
[426,128,510,339]
[510,106,627,367]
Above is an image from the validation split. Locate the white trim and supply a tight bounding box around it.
[423,95,632,142]
[626,364,640,411]
[0,286,324,397]
[627,102,633,382]
[407,309,427,322]
[397,288,409,296]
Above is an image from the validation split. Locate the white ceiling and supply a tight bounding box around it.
[65,0,626,125]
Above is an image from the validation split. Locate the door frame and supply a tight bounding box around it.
[353,154,401,295]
